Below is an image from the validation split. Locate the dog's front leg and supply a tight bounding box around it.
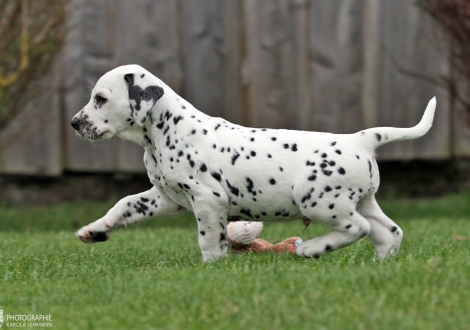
[76,186,186,243]
[192,198,229,262]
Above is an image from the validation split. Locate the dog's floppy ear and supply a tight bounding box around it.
[124,73,164,126]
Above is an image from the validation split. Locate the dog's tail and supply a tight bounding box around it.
[357,97,436,151]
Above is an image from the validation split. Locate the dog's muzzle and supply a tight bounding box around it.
[70,116,104,141]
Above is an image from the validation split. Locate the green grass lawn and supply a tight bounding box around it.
[1,192,470,330]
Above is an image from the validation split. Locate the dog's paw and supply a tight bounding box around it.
[201,251,228,262]
[76,226,109,243]
[295,239,323,258]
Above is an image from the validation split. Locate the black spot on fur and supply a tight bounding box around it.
[375,133,382,141]
[240,209,253,218]
[231,153,240,165]
[124,73,164,112]
[226,180,239,196]
[322,169,333,176]
[301,193,311,203]
[200,231,205,236]
[211,172,221,181]
[173,116,183,125]
[246,177,255,194]
[269,178,276,185]
[338,167,346,175]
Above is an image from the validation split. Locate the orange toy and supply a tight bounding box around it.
[227,221,302,254]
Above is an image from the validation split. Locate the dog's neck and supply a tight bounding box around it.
[116,121,153,148]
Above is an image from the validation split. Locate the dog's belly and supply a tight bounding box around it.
[226,191,304,222]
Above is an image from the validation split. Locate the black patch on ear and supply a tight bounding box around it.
[124,73,164,111]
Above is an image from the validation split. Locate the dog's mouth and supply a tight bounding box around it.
[74,119,111,142]
[76,129,110,142]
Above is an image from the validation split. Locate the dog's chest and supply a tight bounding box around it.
[144,149,193,210]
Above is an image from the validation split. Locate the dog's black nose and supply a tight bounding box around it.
[70,117,81,129]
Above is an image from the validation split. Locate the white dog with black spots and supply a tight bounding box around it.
[72,64,436,261]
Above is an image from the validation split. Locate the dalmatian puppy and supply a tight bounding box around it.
[72,64,436,261]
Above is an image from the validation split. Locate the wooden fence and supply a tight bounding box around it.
[0,0,468,176]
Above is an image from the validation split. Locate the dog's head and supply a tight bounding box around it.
[71,64,165,141]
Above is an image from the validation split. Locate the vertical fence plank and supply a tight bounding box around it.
[361,0,380,129]
[244,0,289,128]
[374,0,451,160]
[243,0,311,129]
[180,0,242,123]
[452,78,470,157]
[307,0,364,134]
[453,107,470,157]
[286,0,311,130]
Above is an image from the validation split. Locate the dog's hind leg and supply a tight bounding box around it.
[356,195,403,260]
[296,211,371,258]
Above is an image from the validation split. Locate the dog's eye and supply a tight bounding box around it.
[95,94,107,105]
